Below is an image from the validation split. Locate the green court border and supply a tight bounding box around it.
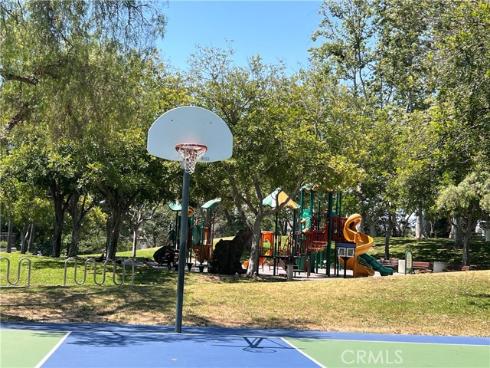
[285,337,490,368]
[0,329,69,368]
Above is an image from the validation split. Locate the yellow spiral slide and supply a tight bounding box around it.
[340,213,375,277]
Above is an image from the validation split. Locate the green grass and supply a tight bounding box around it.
[370,237,490,267]
[0,251,164,287]
[1,251,489,336]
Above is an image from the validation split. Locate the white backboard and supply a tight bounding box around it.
[147,106,233,162]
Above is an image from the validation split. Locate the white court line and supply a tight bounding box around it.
[34,331,71,368]
[130,330,488,347]
[287,337,490,348]
[280,337,327,368]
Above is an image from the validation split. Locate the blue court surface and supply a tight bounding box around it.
[1,322,489,368]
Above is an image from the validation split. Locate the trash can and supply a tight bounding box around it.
[433,261,447,273]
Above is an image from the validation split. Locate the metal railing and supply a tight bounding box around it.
[0,256,32,287]
[63,257,135,286]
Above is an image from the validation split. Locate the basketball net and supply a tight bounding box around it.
[175,144,207,174]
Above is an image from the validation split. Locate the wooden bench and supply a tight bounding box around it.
[412,261,432,273]
[379,259,432,273]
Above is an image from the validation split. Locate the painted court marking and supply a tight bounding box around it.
[1,323,488,368]
[280,337,326,368]
[33,331,71,368]
[285,337,490,368]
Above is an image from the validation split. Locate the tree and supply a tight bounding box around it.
[312,0,375,99]
[189,47,359,276]
[1,1,169,257]
[436,171,489,266]
[128,201,160,258]
[0,0,166,135]
[1,135,83,257]
[85,127,177,260]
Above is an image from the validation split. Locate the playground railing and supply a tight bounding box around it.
[0,256,32,288]
[63,258,135,287]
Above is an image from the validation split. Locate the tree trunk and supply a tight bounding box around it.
[6,219,12,253]
[428,221,434,238]
[132,227,139,258]
[19,226,26,253]
[401,224,408,237]
[384,213,393,259]
[27,223,34,253]
[462,221,471,266]
[246,213,263,277]
[68,194,81,257]
[51,193,66,257]
[20,224,29,254]
[415,208,425,239]
[369,221,376,237]
[454,217,463,247]
[449,217,463,244]
[106,205,122,261]
[68,221,82,257]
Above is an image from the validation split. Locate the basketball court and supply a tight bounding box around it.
[1,322,488,368]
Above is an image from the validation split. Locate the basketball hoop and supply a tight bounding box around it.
[147,106,232,333]
[175,143,207,174]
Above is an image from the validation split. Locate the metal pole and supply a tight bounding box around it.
[335,193,339,216]
[273,211,278,276]
[175,170,191,333]
[292,209,297,255]
[338,192,342,217]
[326,192,333,276]
[317,192,322,229]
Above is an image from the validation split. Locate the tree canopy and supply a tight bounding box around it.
[1,0,488,268]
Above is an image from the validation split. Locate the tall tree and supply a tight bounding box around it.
[190,48,358,275]
[436,171,489,266]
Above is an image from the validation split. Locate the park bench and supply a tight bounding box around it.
[379,258,432,273]
[411,261,432,273]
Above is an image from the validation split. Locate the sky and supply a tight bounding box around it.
[158,1,323,73]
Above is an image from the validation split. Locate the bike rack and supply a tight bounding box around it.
[63,257,135,286]
[0,256,32,288]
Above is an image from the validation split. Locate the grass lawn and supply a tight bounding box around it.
[370,237,489,268]
[1,251,489,337]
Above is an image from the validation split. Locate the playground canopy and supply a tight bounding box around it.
[201,198,221,210]
[262,188,299,209]
[168,201,182,211]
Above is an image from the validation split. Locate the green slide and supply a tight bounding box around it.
[359,253,394,276]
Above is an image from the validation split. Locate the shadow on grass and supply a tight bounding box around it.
[0,275,178,324]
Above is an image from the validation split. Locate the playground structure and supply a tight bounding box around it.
[0,256,31,287]
[156,187,395,278]
[339,213,393,277]
[257,187,394,278]
[257,186,347,277]
[157,198,221,272]
[191,198,221,271]
[63,258,135,286]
